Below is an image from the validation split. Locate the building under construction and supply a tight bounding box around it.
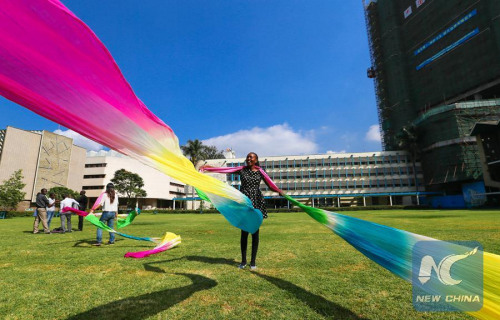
[364,0,500,195]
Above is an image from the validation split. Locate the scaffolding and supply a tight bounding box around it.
[363,0,386,148]
[363,0,500,189]
[415,101,500,187]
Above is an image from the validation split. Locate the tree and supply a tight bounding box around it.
[202,145,225,160]
[180,140,224,210]
[396,125,420,200]
[0,169,26,210]
[48,186,79,201]
[180,140,224,166]
[111,169,147,207]
[180,139,205,165]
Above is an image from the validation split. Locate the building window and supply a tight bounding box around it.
[82,185,105,190]
[169,182,184,188]
[83,174,106,179]
[169,191,186,196]
[85,163,107,168]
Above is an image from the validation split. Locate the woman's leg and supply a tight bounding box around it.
[47,211,53,228]
[240,230,249,265]
[107,212,115,243]
[250,229,260,266]
[96,212,106,243]
[60,214,66,232]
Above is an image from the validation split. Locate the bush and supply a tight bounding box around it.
[0,205,432,218]
[2,211,35,218]
[138,205,431,215]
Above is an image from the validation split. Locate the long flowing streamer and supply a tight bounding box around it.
[1,1,498,317]
[63,207,159,243]
[0,0,261,234]
[63,191,176,256]
[202,166,500,319]
[117,209,139,229]
[63,206,181,257]
[125,232,181,259]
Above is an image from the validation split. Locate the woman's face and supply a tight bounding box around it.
[246,153,258,166]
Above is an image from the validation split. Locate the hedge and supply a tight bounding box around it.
[0,205,435,218]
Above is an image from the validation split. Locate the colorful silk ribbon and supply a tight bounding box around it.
[201,166,500,319]
[125,232,181,259]
[62,206,159,243]
[62,193,180,255]
[117,208,140,229]
[0,0,261,234]
[65,189,180,257]
[63,206,181,256]
[0,1,498,317]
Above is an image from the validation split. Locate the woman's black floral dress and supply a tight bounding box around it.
[239,167,268,218]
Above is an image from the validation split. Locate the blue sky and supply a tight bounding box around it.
[1,0,381,157]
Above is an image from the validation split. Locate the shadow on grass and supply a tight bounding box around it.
[182,256,366,319]
[253,272,367,319]
[143,258,185,274]
[72,239,124,247]
[185,255,236,266]
[66,273,217,320]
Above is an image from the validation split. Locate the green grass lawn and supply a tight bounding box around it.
[0,210,498,319]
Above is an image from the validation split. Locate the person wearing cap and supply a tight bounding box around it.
[90,183,119,246]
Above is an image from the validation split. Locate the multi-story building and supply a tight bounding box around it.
[364,0,500,194]
[0,126,85,210]
[200,151,430,208]
[84,150,186,209]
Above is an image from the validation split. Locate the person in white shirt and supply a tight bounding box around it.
[46,193,56,229]
[90,183,119,246]
[60,195,79,233]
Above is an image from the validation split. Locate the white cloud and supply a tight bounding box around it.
[203,123,318,157]
[326,150,346,154]
[54,129,105,151]
[365,124,381,142]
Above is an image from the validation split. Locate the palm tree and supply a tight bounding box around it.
[180,139,205,210]
[396,125,421,204]
[180,140,224,210]
[180,139,205,167]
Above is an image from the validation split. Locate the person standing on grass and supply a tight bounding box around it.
[46,193,56,229]
[76,190,88,231]
[60,195,79,233]
[90,183,119,246]
[202,152,272,270]
[33,188,51,234]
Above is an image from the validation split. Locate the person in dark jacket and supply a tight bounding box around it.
[33,188,51,234]
[76,190,88,231]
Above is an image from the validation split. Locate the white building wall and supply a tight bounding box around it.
[0,127,88,210]
[84,150,185,205]
[202,151,425,207]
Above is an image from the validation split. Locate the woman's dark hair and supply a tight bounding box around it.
[106,183,116,204]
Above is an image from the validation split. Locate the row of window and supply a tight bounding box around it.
[82,185,105,190]
[169,182,184,188]
[233,179,419,191]
[169,191,186,196]
[83,174,106,179]
[228,167,419,181]
[85,163,107,168]
[227,156,409,168]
